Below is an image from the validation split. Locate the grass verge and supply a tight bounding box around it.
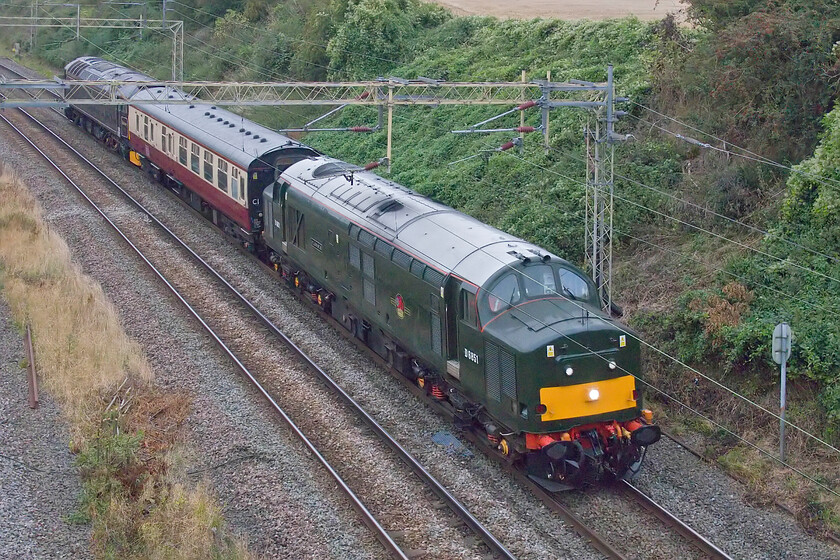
[0,161,253,560]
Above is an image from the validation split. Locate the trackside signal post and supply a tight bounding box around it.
[773,322,792,461]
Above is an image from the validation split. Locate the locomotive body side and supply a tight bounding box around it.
[262,166,450,376]
[266,156,661,487]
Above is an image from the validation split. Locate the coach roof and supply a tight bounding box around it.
[65,56,313,169]
[130,87,311,169]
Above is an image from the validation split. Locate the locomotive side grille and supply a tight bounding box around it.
[349,245,361,270]
[410,260,425,278]
[485,341,501,402]
[423,267,445,286]
[364,278,376,305]
[362,253,375,278]
[392,249,412,269]
[358,229,376,248]
[500,349,516,400]
[431,312,442,356]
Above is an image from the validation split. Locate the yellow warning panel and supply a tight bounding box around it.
[128,151,142,167]
[539,375,636,422]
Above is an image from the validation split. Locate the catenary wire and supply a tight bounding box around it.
[35,2,840,475]
[26,35,838,496]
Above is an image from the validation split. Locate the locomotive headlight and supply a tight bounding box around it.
[608,361,617,370]
[565,367,574,376]
[588,388,600,402]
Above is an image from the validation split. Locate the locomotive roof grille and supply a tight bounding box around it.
[313,161,362,178]
[375,200,403,215]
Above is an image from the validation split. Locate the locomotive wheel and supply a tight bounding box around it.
[498,438,510,456]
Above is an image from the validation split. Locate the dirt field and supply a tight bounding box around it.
[422,0,686,21]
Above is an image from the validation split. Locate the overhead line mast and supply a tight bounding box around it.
[451,66,628,310]
[0,16,184,80]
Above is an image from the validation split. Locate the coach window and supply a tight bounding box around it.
[161,126,167,151]
[143,116,148,140]
[230,168,240,200]
[179,137,187,165]
[190,143,200,174]
[135,114,140,134]
[239,175,246,201]
[217,159,228,192]
[204,151,214,182]
[150,122,155,144]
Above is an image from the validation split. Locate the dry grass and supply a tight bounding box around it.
[0,164,152,443]
[0,162,254,560]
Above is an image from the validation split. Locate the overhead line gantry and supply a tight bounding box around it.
[0,68,624,308]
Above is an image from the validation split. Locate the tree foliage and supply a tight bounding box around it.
[654,0,840,163]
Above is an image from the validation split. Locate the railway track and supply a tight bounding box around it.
[0,58,733,559]
[0,67,515,560]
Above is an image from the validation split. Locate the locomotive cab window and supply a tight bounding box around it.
[522,265,557,298]
[485,273,520,314]
[557,268,594,303]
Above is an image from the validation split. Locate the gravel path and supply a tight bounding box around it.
[2,56,839,559]
[0,300,91,559]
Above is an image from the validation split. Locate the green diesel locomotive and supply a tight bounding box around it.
[263,156,661,488]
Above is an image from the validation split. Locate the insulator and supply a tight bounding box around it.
[499,141,515,151]
[364,161,380,170]
[350,126,372,132]
[430,385,446,400]
[515,126,536,133]
[518,100,537,110]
